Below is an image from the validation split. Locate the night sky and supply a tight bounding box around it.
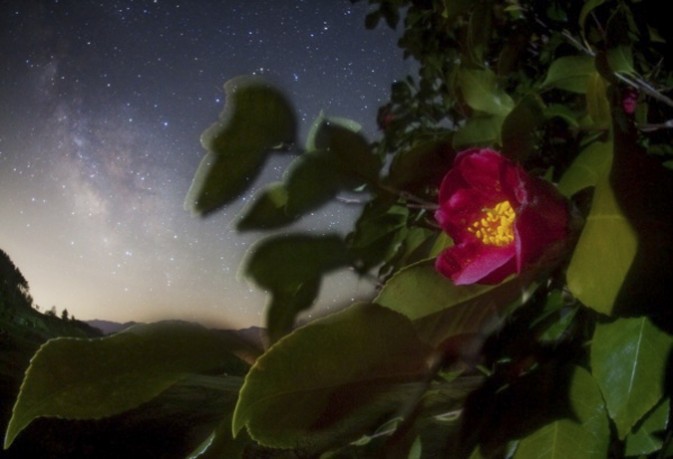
[0,0,413,328]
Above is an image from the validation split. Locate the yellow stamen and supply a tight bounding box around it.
[467,200,515,246]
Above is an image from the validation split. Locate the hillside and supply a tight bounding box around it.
[0,249,256,458]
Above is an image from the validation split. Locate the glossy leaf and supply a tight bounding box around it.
[514,367,609,459]
[590,317,673,439]
[375,260,495,322]
[4,322,250,448]
[624,399,669,456]
[232,303,432,452]
[185,76,296,216]
[566,141,638,315]
[456,68,514,117]
[542,56,595,93]
[187,412,249,459]
[558,141,611,197]
[244,233,352,342]
[586,72,610,129]
[375,260,537,346]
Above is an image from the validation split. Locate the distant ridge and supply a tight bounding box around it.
[86,319,139,335]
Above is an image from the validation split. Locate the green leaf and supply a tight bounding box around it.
[544,104,580,127]
[625,399,669,456]
[532,290,578,343]
[284,151,345,215]
[606,45,635,75]
[579,0,610,31]
[4,322,251,448]
[566,142,638,315]
[456,68,514,117]
[244,233,352,342]
[232,303,432,452]
[307,116,380,183]
[501,95,544,161]
[558,140,611,197]
[184,76,296,216]
[590,317,673,439]
[347,199,409,272]
[236,182,294,231]
[375,260,495,322]
[514,367,609,459]
[542,56,595,93]
[386,138,454,191]
[375,260,538,346]
[187,411,250,459]
[237,115,377,231]
[453,116,503,148]
[586,72,611,129]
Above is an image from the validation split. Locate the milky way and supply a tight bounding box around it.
[0,0,414,328]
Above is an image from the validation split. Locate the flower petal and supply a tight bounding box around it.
[514,178,569,271]
[455,148,510,199]
[435,188,487,237]
[434,148,569,286]
[435,242,516,285]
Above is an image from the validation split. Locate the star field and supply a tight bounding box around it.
[0,0,414,328]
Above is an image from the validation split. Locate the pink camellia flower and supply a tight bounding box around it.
[434,148,569,285]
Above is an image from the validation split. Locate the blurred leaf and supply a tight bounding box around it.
[586,72,610,129]
[308,115,380,183]
[364,10,381,29]
[238,115,376,231]
[514,367,609,459]
[236,182,294,231]
[453,116,503,148]
[185,76,296,216]
[4,322,249,448]
[624,399,669,456]
[542,56,595,93]
[590,317,673,439]
[306,112,362,151]
[566,141,638,315]
[284,152,345,215]
[606,45,635,75]
[466,5,492,65]
[558,140,611,197]
[265,279,320,345]
[456,68,514,117]
[502,95,544,161]
[544,104,580,127]
[244,234,352,342]
[579,0,609,31]
[441,0,473,24]
[386,138,454,191]
[232,303,432,452]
